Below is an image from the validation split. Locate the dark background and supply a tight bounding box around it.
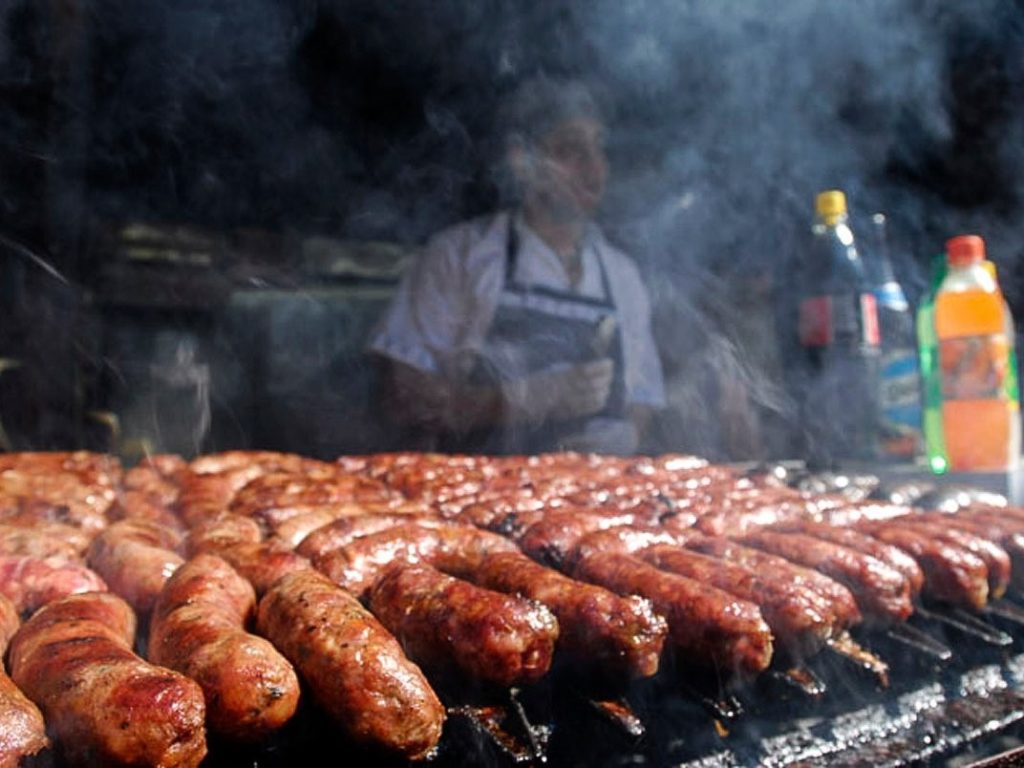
[2,0,1024,460]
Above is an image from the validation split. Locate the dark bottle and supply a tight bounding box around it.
[796,190,881,466]
[864,213,922,460]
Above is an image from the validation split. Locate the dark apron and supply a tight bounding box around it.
[452,216,626,454]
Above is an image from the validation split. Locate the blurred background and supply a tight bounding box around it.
[2,0,1024,461]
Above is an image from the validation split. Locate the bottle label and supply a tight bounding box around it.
[879,350,922,457]
[799,294,880,348]
[939,333,1010,400]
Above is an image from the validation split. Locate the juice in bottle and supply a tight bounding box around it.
[934,235,1021,470]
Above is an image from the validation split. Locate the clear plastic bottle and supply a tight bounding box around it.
[797,190,881,466]
[934,235,1021,471]
[866,213,922,460]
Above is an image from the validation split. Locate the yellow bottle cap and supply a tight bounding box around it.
[815,190,847,221]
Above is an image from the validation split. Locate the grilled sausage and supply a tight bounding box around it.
[9,592,206,767]
[369,563,558,687]
[572,551,773,678]
[686,537,863,630]
[768,521,925,596]
[636,544,835,660]
[185,513,264,556]
[295,514,444,562]
[203,540,311,596]
[516,511,660,569]
[859,524,989,610]
[468,551,667,678]
[87,519,185,614]
[738,530,914,624]
[149,554,300,741]
[951,510,1024,591]
[257,569,444,760]
[882,517,1011,600]
[315,523,519,598]
[0,523,82,561]
[0,555,107,615]
[0,594,48,768]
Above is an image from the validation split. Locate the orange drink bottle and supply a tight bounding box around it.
[934,235,1021,470]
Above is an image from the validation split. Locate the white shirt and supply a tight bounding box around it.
[368,210,665,408]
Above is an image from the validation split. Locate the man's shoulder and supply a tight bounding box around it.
[427,211,510,257]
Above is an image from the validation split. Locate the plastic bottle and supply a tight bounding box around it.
[865,213,922,460]
[916,254,949,473]
[797,190,881,466]
[934,234,1021,471]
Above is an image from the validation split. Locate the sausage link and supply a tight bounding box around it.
[0,594,48,768]
[295,514,444,562]
[884,517,1011,600]
[637,544,835,660]
[0,523,81,562]
[469,551,667,678]
[316,523,519,598]
[186,513,264,556]
[87,519,185,614]
[738,530,914,624]
[204,540,311,596]
[8,592,206,768]
[369,563,558,687]
[859,524,989,610]
[149,554,300,741]
[257,569,444,760]
[572,551,773,678]
[0,556,107,615]
[769,521,925,595]
[686,537,863,630]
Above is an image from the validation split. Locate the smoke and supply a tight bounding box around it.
[5,0,1024,456]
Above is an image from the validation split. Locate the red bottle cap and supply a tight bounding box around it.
[946,234,986,267]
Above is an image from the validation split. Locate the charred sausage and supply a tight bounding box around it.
[369,563,558,687]
[468,551,667,678]
[149,554,300,740]
[572,550,773,678]
[8,592,206,767]
[257,569,444,760]
[0,594,48,768]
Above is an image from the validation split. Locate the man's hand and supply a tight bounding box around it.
[504,358,613,425]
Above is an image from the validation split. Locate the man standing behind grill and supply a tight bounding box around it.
[368,76,665,455]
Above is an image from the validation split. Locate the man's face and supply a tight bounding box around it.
[517,117,609,219]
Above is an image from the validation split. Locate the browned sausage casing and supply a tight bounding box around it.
[369,562,558,687]
[0,593,48,768]
[316,523,519,597]
[769,521,925,595]
[469,551,667,678]
[257,569,444,760]
[637,544,835,660]
[738,530,914,624]
[8,592,207,768]
[149,554,301,741]
[87,519,185,614]
[686,537,863,629]
[0,555,107,615]
[572,551,773,678]
[884,518,1011,600]
[859,524,990,610]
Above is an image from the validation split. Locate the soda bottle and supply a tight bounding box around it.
[917,253,949,473]
[797,190,881,466]
[865,213,922,460]
[934,234,1021,471]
